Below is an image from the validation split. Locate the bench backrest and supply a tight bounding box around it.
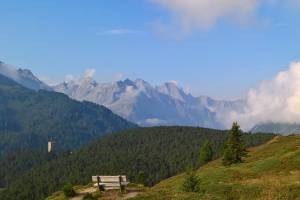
[92,176,127,183]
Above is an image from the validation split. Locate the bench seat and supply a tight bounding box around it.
[93,182,129,187]
[92,175,129,191]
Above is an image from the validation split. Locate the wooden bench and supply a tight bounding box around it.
[92,175,129,191]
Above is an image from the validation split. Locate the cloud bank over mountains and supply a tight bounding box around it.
[225,62,300,129]
[0,61,52,91]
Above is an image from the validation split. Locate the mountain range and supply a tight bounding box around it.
[0,61,245,128]
[1,60,299,134]
[54,76,245,128]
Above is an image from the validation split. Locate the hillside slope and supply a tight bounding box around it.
[0,127,274,200]
[0,73,136,156]
[133,135,300,200]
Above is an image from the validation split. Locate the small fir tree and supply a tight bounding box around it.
[137,171,146,186]
[222,122,247,166]
[199,140,213,166]
[182,170,201,192]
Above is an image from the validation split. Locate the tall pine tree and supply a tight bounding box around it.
[222,122,247,166]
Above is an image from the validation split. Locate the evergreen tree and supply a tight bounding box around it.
[198,140,213,166]
[222,122,247,166]
[137,171,146,186]
[182,170,201,192]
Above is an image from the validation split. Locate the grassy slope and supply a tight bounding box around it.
[134,135,300,200]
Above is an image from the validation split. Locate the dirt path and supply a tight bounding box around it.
[70,196,84,200]
[70,187,98,200]
[70,187,140,200]
[123,192,139,199]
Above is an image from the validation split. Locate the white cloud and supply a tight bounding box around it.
[63,69,96,83]
[145,118,167,125]
[38,76,60,86]
[150,0,300,35]
[223,61,300,130]
[84,68,96,79]
[184,84,191,94]
[151,0,258,33]
[64,74,76,82]
[114,73,124,80]
[169,80,178,85]
[98,28,142,36]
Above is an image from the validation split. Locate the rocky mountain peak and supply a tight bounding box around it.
[0,61,51,91]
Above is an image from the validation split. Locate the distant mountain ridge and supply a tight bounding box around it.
[251,123,300,135]
[54,77,245,128]
[0,61,52,91]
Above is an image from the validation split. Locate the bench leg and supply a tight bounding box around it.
[120,185,126,193]
[97,176,105,191]
[98,184,105,192]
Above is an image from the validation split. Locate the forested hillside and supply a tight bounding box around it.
[0,150,67,189]
[0,126,275,200]
[0,73,136,156]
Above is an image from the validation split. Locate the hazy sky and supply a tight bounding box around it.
[1,0,300,99]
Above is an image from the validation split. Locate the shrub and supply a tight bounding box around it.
[62,184,76,197]
[182,170,201,192]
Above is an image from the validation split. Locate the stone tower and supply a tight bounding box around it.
[48,141,54,153]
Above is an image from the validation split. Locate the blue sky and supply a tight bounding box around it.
[0,0,300,99]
